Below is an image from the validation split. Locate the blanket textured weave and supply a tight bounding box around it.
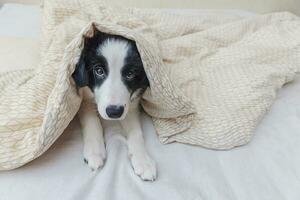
[0,0,300,170]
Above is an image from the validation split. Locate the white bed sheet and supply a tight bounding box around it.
[0,3,40,38]
[0,4,299,200]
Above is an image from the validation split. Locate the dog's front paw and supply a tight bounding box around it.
[130,154,157,181]
[84,153,105,171]
[84,145,106,171]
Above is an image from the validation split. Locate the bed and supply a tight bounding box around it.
[0,3,299,200]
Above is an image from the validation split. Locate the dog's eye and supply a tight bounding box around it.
[125,71,136,80]
[94,65,106,78]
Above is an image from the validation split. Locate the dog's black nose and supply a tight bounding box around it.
[106,105,124,118]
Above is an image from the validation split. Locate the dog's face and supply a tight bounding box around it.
[73,31,149,120]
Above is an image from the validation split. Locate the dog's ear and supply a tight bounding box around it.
[72,51,89,87]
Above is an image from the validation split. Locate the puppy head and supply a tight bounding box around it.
[73,31,149,120]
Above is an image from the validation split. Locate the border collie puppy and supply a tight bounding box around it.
[73,31,157,181]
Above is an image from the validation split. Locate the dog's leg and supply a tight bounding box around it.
[120,105,157,181]
[78,89,106,170]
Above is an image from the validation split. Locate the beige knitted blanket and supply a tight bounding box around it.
[0,0,300,170]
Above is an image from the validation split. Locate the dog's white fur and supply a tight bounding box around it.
[78,39,157,181]
[95,39,130,120]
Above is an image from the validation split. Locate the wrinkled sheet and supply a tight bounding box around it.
[0,4,299,200]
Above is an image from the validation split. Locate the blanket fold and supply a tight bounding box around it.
[0,0,300,170]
